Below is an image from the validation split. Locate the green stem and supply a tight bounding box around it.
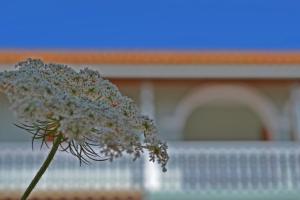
[21,134,63,200]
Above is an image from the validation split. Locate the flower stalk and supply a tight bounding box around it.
[21,134,63,200]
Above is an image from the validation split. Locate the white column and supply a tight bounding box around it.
[290,85,300,140]
[280,101,292,140]
[140,81,161,191]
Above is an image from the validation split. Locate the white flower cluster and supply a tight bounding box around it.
[0,58,168,171]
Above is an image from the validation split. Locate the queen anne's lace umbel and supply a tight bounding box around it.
[0,58,168,171]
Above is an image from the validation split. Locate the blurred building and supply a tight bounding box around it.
[1,0,300,198]
[1,51,300,199]
[1,52,300,141]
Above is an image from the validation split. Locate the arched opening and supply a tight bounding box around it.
[183,102,269,141]
[168,84,280,140]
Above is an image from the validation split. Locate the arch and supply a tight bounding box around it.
[167,84,281,140]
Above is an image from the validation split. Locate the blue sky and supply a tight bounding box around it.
[0,0,299,50]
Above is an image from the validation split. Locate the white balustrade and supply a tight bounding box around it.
[1,142,300,193]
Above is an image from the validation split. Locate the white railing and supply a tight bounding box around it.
[161,142,300,193]
[1,142,300,193]
[0,142,144,191]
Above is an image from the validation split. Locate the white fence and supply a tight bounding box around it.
[0,142,144,191]
[162,142,300,193]
[1,142,300,193]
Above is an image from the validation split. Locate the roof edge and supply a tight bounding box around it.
[0,50,300,65]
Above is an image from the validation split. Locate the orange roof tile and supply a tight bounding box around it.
[0,51,300,65]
